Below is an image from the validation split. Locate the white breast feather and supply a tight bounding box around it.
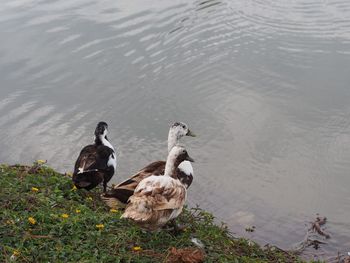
[107,152,117,170]
[101,134,115,151]
[136,175,173,192]
[177,161,193,175]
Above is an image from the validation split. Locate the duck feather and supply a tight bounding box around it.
[102,160,192,208]
[73,145,115,191]
[121,175,186,230]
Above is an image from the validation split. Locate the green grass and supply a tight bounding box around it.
[0,163,313,262]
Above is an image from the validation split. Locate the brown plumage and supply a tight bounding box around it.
[101,122,195,208]
[122,178,187,230]
[102,160,192,209]
[121,145,194,231]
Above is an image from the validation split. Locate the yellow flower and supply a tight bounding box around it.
[66,172,73,177]
[31,187,39,192]
[36,160,46,165]
[61,214,69,218]
[28,217,36,225]
[86,197,93,201]
[96,224,104,229]
[110,209,118,213]
[75,209,81,213]
[132,246,142,251]
[72,185,77,191]
[11,249,20,260]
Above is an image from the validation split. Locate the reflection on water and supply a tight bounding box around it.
[1,0,350,258]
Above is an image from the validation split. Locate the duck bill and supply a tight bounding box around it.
[185,155,195,163]
[186,129,196,137]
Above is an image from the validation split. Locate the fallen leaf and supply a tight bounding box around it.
[166,247,205,263]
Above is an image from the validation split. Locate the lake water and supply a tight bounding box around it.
[1,0,350,259]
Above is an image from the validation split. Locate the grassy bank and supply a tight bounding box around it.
[1,163,312,262]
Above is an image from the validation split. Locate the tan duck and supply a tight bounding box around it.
[101,121,195,208]
[121,145,194,231]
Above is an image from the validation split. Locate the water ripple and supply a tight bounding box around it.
[0,0,350,258]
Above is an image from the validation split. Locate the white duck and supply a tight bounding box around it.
[121,145,194,231]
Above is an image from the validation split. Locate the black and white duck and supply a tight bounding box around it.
[121,145,194,231]
[101,121,195,208]
[72,121,116,192]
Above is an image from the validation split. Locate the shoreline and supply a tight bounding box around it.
[1,163,316,262]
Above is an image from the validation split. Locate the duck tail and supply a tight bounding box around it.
[121,209,149,222]
[101,188,134,209]
[72,170,102,189]
[121,196,153,222]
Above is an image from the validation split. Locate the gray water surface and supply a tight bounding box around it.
[1,0,350,259]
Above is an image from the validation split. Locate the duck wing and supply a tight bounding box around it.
[135,176,186,211]
[74,145,114,172]
[73,145,104,189]
[101,160,165,208]
[122,176,186,223]
[74,145,98,174]
[73,145,116,189]
[122,160,166,187]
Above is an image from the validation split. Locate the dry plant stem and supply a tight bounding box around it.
[310,217,330,239]
[292,215,330,255]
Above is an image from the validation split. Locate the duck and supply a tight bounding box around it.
[101,121,195,208]
[121,145,194,231]
[72,121,117,192]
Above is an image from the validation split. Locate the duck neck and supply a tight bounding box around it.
[95,135,114,150]
[167,130,180,152]
[164,155,181,178]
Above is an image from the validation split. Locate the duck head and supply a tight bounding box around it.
[171,122,196,137]
[168,122,196,152]
[94,121,109,142]
[164,145,194,177]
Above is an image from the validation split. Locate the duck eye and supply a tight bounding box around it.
[182,125,185,129]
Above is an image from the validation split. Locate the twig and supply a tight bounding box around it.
[310,217,330,239]
[291,215,330,255]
